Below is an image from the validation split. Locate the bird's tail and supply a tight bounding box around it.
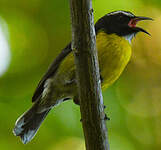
[13,102,51,144]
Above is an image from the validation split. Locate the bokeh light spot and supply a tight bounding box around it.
[0,17,10,77]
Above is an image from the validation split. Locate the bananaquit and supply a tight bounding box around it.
[13,10,152,144]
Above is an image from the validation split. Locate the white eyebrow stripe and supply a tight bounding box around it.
[107,11,134,17]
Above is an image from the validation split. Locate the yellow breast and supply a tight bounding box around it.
[96,32,132,90]
[57,31,132,92]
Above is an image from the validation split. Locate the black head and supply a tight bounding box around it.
[95,10,153,37]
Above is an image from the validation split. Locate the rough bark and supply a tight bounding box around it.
[69,0,109,150]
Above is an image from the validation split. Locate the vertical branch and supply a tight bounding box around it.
[69,0,109,150]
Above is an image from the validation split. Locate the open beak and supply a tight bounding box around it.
[128,16,153,35]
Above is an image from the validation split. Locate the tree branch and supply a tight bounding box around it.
[69,0,110,150]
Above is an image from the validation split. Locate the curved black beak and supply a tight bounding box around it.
[134,16,153,36]
[135,16,153,21]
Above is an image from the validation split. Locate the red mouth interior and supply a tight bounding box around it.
[128,19,139,28]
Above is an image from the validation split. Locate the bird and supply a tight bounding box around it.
[13,10,152,144]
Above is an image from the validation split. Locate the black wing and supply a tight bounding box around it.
[32,20,104,102]
[32,43,72,102]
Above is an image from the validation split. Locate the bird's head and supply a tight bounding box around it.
[95,10,153,42]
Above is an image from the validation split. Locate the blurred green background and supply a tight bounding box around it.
[0,0,161,150]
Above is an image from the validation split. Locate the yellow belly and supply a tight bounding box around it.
[56,31,132,92]
[96,32,132,89]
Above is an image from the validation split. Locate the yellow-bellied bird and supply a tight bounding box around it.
[13,10,152,144]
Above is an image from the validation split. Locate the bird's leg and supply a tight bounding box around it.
[73,95,110,121]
